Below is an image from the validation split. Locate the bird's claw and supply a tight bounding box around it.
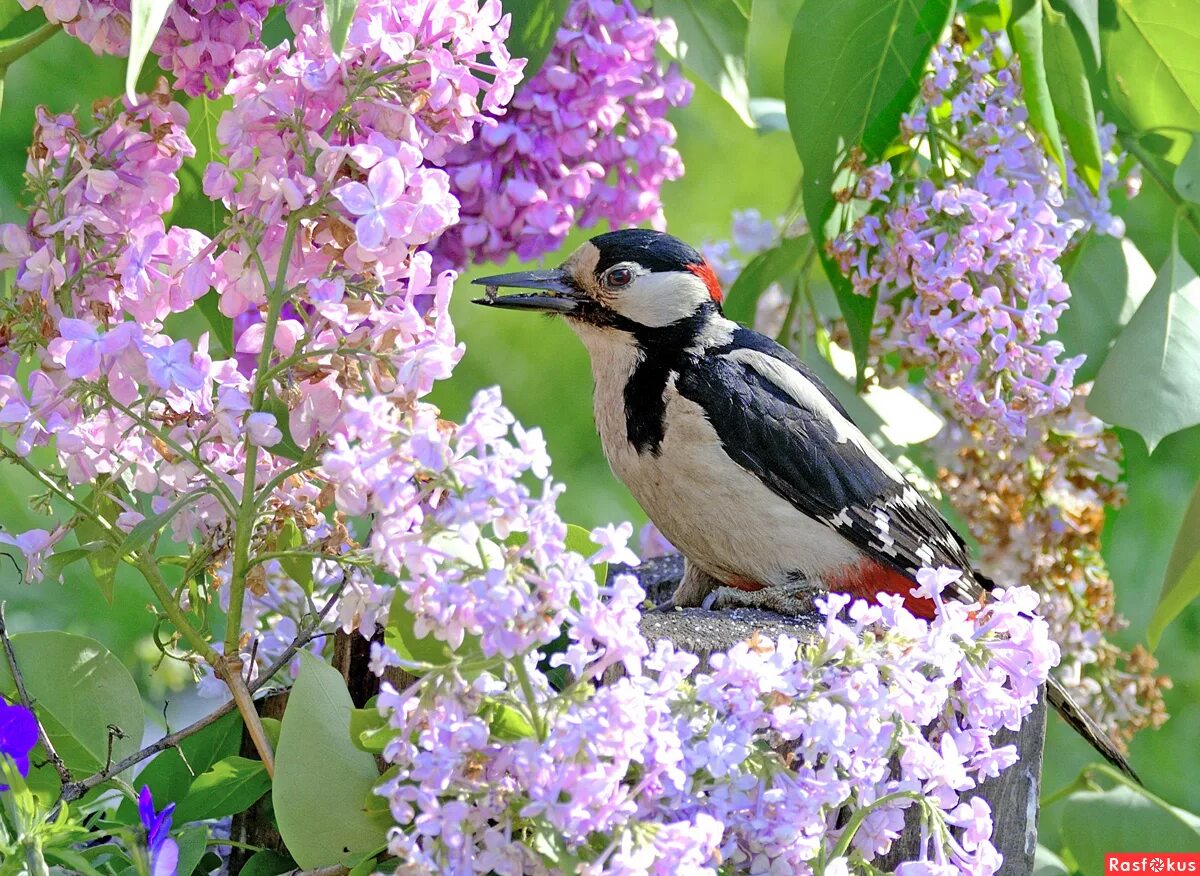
[700,583,820,618]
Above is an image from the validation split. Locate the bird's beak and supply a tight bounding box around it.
[470,269,581,314]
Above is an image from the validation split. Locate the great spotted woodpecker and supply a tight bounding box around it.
[473,227,1138,780]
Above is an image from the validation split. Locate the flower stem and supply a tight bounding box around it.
[225,216,301,657]
[827,790,926,861]
[0,21,61,68]
[512,656,547,741]
[136,554,276,774]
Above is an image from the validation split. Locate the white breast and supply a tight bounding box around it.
[570,324,863,587]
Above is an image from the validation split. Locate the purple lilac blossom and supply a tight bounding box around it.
[0,701,39,788]
[138,785,180,876]
[830,38,1127,440]
[428,0,692,268]
[20,0,275,97]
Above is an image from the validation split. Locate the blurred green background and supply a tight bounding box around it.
[1,1,1197,845]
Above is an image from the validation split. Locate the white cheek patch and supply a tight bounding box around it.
[613,271,711,328]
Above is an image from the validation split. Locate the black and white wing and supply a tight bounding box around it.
[679,328,984,600]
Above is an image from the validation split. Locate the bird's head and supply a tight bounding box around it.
[471,229,725,336]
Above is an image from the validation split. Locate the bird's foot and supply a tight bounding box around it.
[700,582,820,617]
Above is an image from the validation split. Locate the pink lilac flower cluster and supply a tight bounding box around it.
[0,82,222,576]
[0,0,520,636]
[197,0,524,668]
[20,0,275,97]
[371,544,1054,874]
[830,38,1124,441]
[428,0,692,269]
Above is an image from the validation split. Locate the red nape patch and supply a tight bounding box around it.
[827,559,936,620]
[688,260,724,304]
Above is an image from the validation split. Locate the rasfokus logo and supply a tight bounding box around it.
[1107,854,1200,873]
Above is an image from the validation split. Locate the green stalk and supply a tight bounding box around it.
[0,21,60,67]
[225,217,300,656]
[137,554,275,774]
[135,554,220,662]
[827,791,926,861]
[1120,132,1200,242]
[512,656,547,741]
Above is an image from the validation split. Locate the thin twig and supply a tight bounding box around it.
[58,582,345,803]
[0,602,71,785]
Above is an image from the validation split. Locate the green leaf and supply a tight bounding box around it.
[1120,141,1200,273]
[481,697,535,742]
[784,0,952,377]
[171,94,232,241]
[1058,785,1200,875]
[195,291,233,358]
[1056,234,1154,382]
[125,0,172,101]
[1088,241,1200,452]
[238,851,296,876]
[1033,844,1071,876]
[1042,2,1102,190]
[114,711,243,823]
[119,488,210,556]
[323,0,358,56]
[264,394,307,463]
[501,0,570,83]
[76,489,120,604]
[564,522,605,585]
[1148,480,1200,648]
[0,632,143,773]
[1009,0,1065,166]
[348,707,391,754]
[723,235,809,325]
[1051,0,1100,65]
[276,518,314,596]
[173,755,271,823]
[1174,136,1200,205]
[1103,0,1200,163]
[174,825,210,876]
[43,546,96,583]
[274,652,390,869]
[658,0,753,127]
[0,0,25,32]
[960,0,1013,33]
[385,588,455,668]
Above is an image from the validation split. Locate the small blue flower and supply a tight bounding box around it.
[0,699,38,790]
[138,785,179,876]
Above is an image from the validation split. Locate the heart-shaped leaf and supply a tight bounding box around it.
[273,652,390,869]
[1089,240,1200,452]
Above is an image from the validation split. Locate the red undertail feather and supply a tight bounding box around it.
[827,559,935,620]
[724,575,765,592]
[688,260,724,304]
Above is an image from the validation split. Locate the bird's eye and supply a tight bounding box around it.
[605,267,634,288]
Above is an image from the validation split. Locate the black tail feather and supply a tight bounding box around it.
[1047,675,1141,784]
